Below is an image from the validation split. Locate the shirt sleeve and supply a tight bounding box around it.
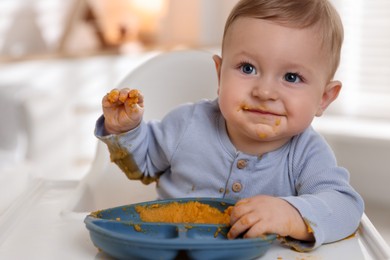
[94,103,195,184]
[280,128,364,250]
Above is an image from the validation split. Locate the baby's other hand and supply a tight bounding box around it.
[228,195,314,241]
[102,88,144,134]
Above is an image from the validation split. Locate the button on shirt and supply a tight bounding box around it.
[232,182,242,192]
[232,159,246,193]
[236,159,247,169]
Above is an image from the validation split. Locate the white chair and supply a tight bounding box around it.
[66,49,219,213]
[117,49,219,120]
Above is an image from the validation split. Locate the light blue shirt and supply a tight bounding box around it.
[95,99,364,249]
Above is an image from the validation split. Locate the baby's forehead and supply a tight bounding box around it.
[224,18,334,70]
[224,17,326,50]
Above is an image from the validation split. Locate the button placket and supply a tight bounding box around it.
[228,155,249,195]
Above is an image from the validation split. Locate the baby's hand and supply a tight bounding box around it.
[228,195,314,241]
[102,88,144,134]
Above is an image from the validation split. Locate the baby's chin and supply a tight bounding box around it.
[253,123,282,140]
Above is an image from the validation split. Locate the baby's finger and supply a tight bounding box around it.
[228,212,259,239]
[125,89,144,108]
[102,95,113,108]
[107,89,120,103]
[135,92,144,108]
[242,220,270,239]
[125,101,143,115]
[119,88,131,103]
[230,199,251,224]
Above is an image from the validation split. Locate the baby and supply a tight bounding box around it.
[95,0,364,251]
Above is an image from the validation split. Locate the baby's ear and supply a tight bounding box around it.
[212,55,222,85]
[316,80,342,117]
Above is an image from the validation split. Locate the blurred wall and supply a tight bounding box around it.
[158,0,239,47]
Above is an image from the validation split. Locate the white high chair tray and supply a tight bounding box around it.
[0,180,389,259]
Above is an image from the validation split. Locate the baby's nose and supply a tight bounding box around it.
[251,78,278,100]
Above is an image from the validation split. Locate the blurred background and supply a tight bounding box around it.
[1,0,390,115]
[0,0,389,251]
[0,0,237,57]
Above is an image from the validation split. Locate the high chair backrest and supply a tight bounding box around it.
[116,49,219,120]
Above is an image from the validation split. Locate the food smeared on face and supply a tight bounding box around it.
[237,104,250,112]
[238,103,268,112]
[239,102,285,138]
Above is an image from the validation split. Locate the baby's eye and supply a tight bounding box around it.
[284,73,302,83]
[240,63,257,75]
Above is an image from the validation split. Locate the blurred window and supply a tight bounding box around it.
[0,0,71,52]
[330,0,390,118]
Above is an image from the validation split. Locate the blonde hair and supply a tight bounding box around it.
[222,0,343,79]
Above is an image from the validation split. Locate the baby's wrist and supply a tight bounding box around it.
[289,214,315,241]
[104,121,133,135]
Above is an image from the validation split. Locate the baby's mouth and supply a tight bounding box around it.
[240,104,281,117]
[245,108,276,115]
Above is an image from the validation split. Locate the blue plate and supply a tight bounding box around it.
[84,198,276,259]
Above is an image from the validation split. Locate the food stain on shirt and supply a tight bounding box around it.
[277,218,316,253]
[108,136,158,185]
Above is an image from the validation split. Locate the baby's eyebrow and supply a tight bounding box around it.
[283,62,313,74]
[232,50,256,60]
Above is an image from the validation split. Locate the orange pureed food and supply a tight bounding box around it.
[128,89,139,105]
[135,201,232,225]
[107,89,120,103]
[107,89,140,105]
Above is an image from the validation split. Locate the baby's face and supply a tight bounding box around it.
[216,17,338,154]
